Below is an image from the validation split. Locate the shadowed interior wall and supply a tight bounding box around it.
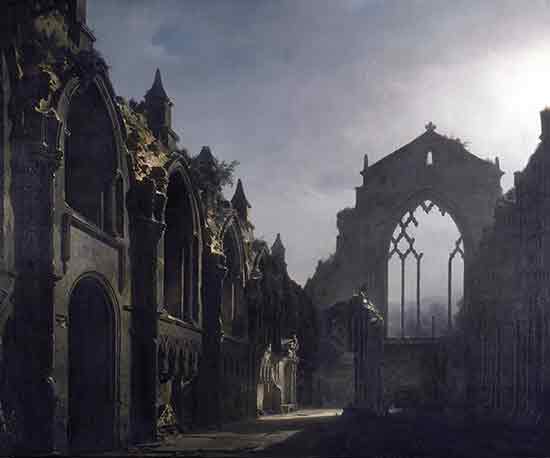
[164,173,194,319]
[65,85,117,232]
[68,277,116,452]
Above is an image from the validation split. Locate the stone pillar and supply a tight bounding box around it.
[246,276,262,418]
[11,112,62,453]
[198,252,226,428]
[292,364,297,405]
[247,344,258,418]
[127,178,166,443]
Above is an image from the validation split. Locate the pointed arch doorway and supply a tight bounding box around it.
[68,276,118,452]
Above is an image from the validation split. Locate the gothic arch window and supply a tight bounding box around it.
[248,251,268,343]
[223,227,245,337]
[387,200,464,338]
[258,257,266,331]
[65,84,121,235]
[164,172,195,320]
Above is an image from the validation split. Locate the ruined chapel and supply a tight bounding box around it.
[6,0,550,456]
[307,110,550,422]
[0,1,318,454]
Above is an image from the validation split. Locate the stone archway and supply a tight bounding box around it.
[221,221,246,338]
[68,276,118,452]
[384,195,465,338]
[63,80,123,236]
[307,123,503,317]
[306,124,503,408]
[164,171,195,320]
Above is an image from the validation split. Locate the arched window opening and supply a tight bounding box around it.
[426,151,434,166]
[387,200,464,338]
[65,84,119,234]
[223,228,245,337]
[164,173,194,320]
[222,231,237,327]
[258,257,266,332]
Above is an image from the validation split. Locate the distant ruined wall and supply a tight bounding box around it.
[307,124,504,414]
[306,125,502,337]
[383,339,445,409]
[463,109,550,419]
[316,299,356,407]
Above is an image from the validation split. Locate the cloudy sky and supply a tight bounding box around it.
[88,0,550,286]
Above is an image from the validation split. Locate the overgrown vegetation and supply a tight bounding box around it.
[447,135,470,148]
[188,153,239,202]
[116,97,169,181]
[19,9,240,205]
[12,9,109,131]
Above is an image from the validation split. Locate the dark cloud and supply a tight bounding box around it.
[89,0,550,285]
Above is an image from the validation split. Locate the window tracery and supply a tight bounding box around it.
[388,200,463,337]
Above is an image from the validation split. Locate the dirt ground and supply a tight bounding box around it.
[91,408,550,457]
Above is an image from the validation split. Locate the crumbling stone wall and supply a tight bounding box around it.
[463,110,550,420]
[351,293,385,413]
[1,2,135,453]
[320,292,446,413]
[247,237,318,415]
[306,124,502,415]
[2,2,318,455]
[316,299,356,406]
[383,339,446,409]
[306,125,502,331]
[316,292,384,411]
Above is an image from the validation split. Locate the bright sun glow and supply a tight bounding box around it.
[487,43,550,121]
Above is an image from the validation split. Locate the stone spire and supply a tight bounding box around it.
[144,68,179,150]
[198,145,215,165]
[196,146,217,207]
[231,179,251,222]
[148,69,169,100]
[271,233,286,264]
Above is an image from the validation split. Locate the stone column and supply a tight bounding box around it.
[245,276,262,418]
[127,178,166,443]
[292,364,297,405]
[198,251,226,428]
[11,111,62,453]
[251,347,260,417]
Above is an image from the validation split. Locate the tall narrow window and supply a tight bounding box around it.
[387,200,463,338]
[426,151,434,166]
[222,231,236,328]
[65,85,117,232]
[163,173,195,320]
[222,228,244,337]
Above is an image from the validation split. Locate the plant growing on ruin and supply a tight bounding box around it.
[188,153,239,202]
